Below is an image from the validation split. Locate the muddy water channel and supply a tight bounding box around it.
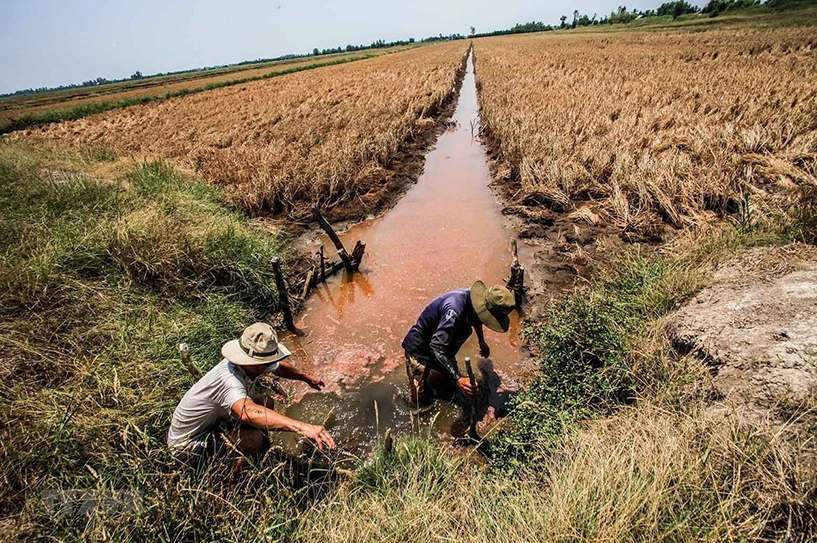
[280,52,535,455]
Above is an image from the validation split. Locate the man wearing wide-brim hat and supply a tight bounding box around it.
[402,281,516,407]
[168,322,335,457]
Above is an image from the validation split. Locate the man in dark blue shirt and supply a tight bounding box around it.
[402,281,516,407]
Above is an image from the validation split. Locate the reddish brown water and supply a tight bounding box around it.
[279,51,535,453]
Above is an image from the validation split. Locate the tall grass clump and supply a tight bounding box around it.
[490,251,706,467]
[0,143,316,540]
[299,405,816,542]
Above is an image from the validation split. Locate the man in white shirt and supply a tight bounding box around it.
[168,322,335,457]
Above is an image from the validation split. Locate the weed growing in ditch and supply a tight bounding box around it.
[489,251,706,467]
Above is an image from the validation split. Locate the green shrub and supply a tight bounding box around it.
[490,252,703,467]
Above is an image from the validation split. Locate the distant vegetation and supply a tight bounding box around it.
[473,0,812,36]
[4,0,815,100]
[311,33,465,57]
[2,34,462,99]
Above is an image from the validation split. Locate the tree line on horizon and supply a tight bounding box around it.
[474,0,767,37]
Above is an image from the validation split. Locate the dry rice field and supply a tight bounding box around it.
[474,28,817,236]
[0,50,396,122]
[22,42,467,218]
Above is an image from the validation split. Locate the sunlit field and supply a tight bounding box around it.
[475,27,817,236]
[20,43,468,218]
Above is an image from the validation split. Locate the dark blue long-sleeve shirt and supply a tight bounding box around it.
[401,288,474,382]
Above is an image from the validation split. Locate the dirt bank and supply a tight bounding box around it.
[668,243,817,425]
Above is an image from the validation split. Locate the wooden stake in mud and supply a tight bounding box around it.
[351,241,366,271]
[178,343,202,379]
[464,357,480,443]
[405,357,419,410]
[319,244,326,282]
[312,204,354,273]
[301,266,315,300]
[506,239,525,304]
[383,428,394,453]
[270,257,297,333]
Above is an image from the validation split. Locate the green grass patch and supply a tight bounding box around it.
[489,251,706,467]
[0,143,310,539]
[488,209,813,468]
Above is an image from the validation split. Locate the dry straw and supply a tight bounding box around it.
[474,28,817,234]
[22,42,468,219]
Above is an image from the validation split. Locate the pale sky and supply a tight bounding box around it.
[0,0,691,95]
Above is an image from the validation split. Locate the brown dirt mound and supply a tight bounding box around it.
[668,244,817,421]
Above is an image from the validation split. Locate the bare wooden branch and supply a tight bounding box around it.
[312,204,354,272]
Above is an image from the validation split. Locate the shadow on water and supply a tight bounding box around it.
[277,50,534,455]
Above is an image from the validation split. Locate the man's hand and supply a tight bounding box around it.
[307,376,326,391]
[298,423,336,450]
[457,376,477,397]
[479,340,490,358]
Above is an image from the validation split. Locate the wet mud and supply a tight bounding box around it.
[275,51,545,455]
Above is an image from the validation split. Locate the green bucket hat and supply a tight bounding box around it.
[470,281,516,333]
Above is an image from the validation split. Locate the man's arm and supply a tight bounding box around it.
[429,306,476,396]
[473,322,490,358]
[273,360,325,390]
[231,398,335,450]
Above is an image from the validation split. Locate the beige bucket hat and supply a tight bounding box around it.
[222,322,291,366]
[470,281,516,333]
